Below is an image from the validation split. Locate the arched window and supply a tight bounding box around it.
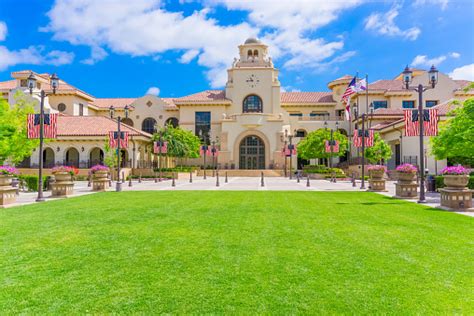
[142,117,157,134]
[253,50,258,58]
[295,129,307,137]
[247,50,253,59]
[165,117,179,128]
[243,95,263,113]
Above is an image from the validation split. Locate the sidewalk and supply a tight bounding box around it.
[3,177,473,217]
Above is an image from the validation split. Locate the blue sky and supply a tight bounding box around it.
[0,0,473,98]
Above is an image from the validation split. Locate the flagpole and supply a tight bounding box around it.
[36,90,46,202]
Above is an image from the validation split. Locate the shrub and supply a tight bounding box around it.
[18,175,47,192]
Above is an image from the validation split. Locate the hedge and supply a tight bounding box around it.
[18,175,48,192]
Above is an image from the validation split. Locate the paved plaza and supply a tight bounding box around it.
[5,176,473,217]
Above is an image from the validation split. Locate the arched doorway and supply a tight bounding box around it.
[120,149,129,167]
[43,148,55,168]
[239,136,265,169]
[90,147,104,166]
[65,148,79,167]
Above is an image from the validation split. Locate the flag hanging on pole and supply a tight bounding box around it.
[404,110,420,136]
[352,129,362,147]
[341,76,356,121]
[325,140,340,153]
[120,132,129,148]
[108,131,117,148]
[424,109,438,136]
[27,113,58,139]
[200,145,209,156]
[364,130,374,147]
[154,141,168,154]
[208,146,219,156]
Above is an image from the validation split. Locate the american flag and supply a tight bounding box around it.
[200,145,209,156]
[424,109,438,136]
[108,131,129,148]
[286,144,297,156]
[404,110,419,137]
[154,141,168,154]
[342,76,357,121]
[208,146,219,156]
[325,140,340,153]
[27,113,58,139]
[352,129,374,147]
[352,129,362,147]
[364,129,374,147]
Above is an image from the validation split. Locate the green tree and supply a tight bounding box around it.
[153,125,201,161]
[0,91,39,165]
[364,133,392,164]
[103,139,117,168]
[431,98,474,166]
[297,128,348,161]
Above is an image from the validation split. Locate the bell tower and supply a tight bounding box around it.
[225,38,281,114]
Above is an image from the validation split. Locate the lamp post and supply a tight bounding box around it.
[27,72,59,202]
[155,125,167,182]
[199,130,209,179]
[288,130,294,180]
[210,136,219,174]
[355,103,374,190]
[402,65,438,203]
[109,104,130,192]
[280,134,288,177]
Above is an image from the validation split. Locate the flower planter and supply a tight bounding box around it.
[92,171,109,191]
[51,172,74,197]
[369,170,385,180]
[443,175,469,189]
[0,174,16,207]
[398,172,416,183]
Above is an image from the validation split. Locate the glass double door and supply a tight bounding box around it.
[239,136,265,169]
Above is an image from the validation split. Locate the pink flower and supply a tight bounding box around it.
[440,166,469,175]
[396,163,418,173]
[0,165,19,175]
[90,165,109,173]
[368,165,387,172]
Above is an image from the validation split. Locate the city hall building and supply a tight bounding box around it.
[0,38,472,173]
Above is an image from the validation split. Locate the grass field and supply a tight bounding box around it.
[0,191,473,314]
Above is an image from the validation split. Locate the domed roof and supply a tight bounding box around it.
[244,37,261,44]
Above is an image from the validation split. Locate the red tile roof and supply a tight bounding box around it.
[0,80,16,90]
[373,108,404,115]
[92,98,136,108]
[56,116,151,138]
[371,119,403,130]
[454,80,472,90]
[369,79,405,91]
[162,98,178,110]
[432,99,462,115]
[281,92,335,103]
[174,90,229,103]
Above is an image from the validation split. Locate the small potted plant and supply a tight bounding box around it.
[395,163,418,182]
[440,166,470,189]
[368,165,386,180]
[0,166,19,186]
[51,166,78,182]
[90,165,110,191]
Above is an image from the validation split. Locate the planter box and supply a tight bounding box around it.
[92,171,109,191]
[443,175,469,189]
[369,170,385,180]
[52,172,74,197]
[0,175,16,207]
[368,179,386,192]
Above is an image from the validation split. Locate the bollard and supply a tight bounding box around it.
[216,170,220,187]
[122,171,125,183]
[138,173,142,183]
[172,173,176,187]
[261,172,264,187]
[225,172,228,183]
[128,176,132,187]
[297,173,300,183]
[189,171,193,183]
[203,167,207,180]
[87,175,91,187]
[109,174,112,187]
[352,172,356,187]
[306,175,310,187]
[212,169,215,177]
[154,172,158,183]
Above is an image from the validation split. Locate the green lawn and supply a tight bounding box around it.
[0,191,472,314]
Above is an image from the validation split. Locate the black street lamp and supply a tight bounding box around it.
[27,72,59,202]
[109,104,130,192]
[402,65,438,203]
[210,136,219,175]
[283,129,295,180]
[199,130,209,179]
[353,103,374,190]
[280,133,288,177]
[324,121,339,183]
[154,124,167,182]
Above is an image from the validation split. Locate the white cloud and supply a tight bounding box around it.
[364,6,421,41]
[42,0,362,87]
[450,52,460,58]
[81,46,108,65]
[449,64,474,81]
[411,54,446,67]
[0,21,7,41]
[146,86,160,96]
[0,45,74,71]
[179,49,200,63]
[411,52,461,68]
[413,0,449,10]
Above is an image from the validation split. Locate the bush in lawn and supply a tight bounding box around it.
[18,175,47,191]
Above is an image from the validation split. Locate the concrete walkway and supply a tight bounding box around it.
[3,176,474,217]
